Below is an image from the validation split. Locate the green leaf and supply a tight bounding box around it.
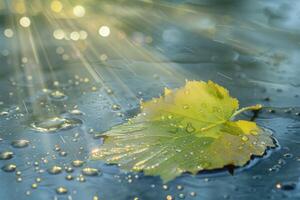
[91,81,275,182]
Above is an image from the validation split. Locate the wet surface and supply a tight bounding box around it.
[0,0,300,199]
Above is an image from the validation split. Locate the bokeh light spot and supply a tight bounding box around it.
[51,0,63,13]
[73,5,85,17]
[19,17,31,28]
[4,29,14,38]
[98,26,110,37]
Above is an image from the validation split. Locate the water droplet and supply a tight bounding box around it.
[176,185,184,190]
[31,183,38,189]
[66,175,74,180]
[65,167,73,173]
[186,123,195,133]
[0,151,14,160]
[183,105,189,109]
[59,151,67,157]
[48,165,62,174]
[72,160,85,167]
[105,88,113,95]
[276,182,296,191]
[0,111,9,116]
[166,195,174,200]
[175,149,182,153]
[268,109,275,113]
[241,136,249,142]
[11,139,29,148]
[250,130,258,135]
[162,185,169,190]
[35,177,42,183]
[81,167,100,176]
[112,104,121,111]
[165,115,172,120]
[49,90,67,100]
[178,193,185,199]
[54,145,61,151]
[283,153,293,158]
[189,191,197,197]
[31,117,82,133]
[69,109,84,115]
[77,174,86,182]
[56,186,68,194]
[93,195,100,200]
[2,164,16,172]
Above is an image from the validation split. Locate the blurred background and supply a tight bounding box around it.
[0,0,300,199]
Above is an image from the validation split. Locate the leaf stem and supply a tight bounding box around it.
[231,104,262,120]
[200,120,226,132]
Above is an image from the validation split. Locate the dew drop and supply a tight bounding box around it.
[11,139,29,148]
[49,90,67,100]
[2,164,16,172]
[241,136,249,142]
[69,109,84,115]
[48,165,63,174]
[31,183,38,189]
[81,167,100,176]
[178,193,185,199]
[93,195,100,200]
[190,191,197,197]
[0,151,14,160]
[250,130,258,135]
[54,145,61,151]
[72,160,85,167]
[31,117,82,133]
[283,153,293,158]
[66,175,74,181]
[176,185,184,190]
[162,185,169,190]
[183,105,189,109]
[166,195,174,200]
[59,151,67,157]
[77,174,86,182]
[186,123,195,133]
[112,104,121,111]
[276,182,296,191]
[65,167,73,173]
[56,186,68,194]
[105,88,113,95]
[35,177,42,183]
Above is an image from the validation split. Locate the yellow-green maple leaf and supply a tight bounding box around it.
[91,81,275,182]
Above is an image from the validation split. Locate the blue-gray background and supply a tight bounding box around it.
[0,0,300,199]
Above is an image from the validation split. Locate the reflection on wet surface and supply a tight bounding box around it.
[0,0,300,199]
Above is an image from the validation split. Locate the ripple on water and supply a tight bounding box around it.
[30,116,82,133]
